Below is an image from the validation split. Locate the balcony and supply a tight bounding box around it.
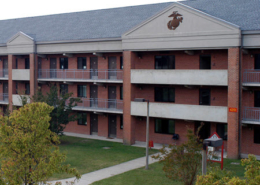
[73,98,123,114]
[12,69,30,81]
[0,69,8,80]
[12,94,30,106]
[131,102,227,123]
[38,69,123,83]
[0,93,8,104]
[131,69,228,86]
[242,107,260,124]
[243,70,260,86]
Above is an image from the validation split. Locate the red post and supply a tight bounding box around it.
[221,143,224,170]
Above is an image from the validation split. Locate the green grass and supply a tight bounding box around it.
[50,136,157,180]
[91,158,245,185]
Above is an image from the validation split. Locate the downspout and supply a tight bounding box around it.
[238,30,243,158]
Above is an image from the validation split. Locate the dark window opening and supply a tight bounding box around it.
[216,124,227,140]
[60,84,68,95]
[78,85,87,98]
[155,119,175,134]
[155,56,175,69]
[78,57,87,69]
[15,59,18,69]
[254,126,260,144]
[255,91,260,107]
[199,88,210,105]
[155,87,175,102]
[25,58,30,69]
[25,83,30,95]
[255,54,260,69]
[78,112,87,126]
[200,55,211,69]
[120,56,123,69]
[120,115,123,129]
[195,122,211,140]
[120,86,123,100]
[60,58,68,69]
[15,82,18,94]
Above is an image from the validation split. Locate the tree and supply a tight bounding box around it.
[0,102,81,185]
[153,128,202,185]
[196,154,260,185]
[33,85,81,135]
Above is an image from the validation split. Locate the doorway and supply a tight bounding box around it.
[108,56,117,79]
[3,59,8,78]
[90,113,98,135]
[108,115,117,138]
[50,58,57,78]
[90,57,98,79]
[108,86,116,108]
[90,85,98,107]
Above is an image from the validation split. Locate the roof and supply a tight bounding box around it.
[181,0,260,31]
[0,0,259,44]
[0,2,172,44]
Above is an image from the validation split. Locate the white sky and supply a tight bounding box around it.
[0,0,178,20]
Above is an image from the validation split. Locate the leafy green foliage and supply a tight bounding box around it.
[0,102,81,185]
[33,85,81,135]
[196,154,260,185]
[153,129,202,185]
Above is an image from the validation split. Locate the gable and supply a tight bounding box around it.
[122,2,241,50]
[7,32,35,54]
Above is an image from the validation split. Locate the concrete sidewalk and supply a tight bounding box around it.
[49,154,159,185]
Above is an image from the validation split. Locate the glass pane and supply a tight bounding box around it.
[168,120,175,134]
[169,88,175,102]
[168,56,175,69]
[83,86,87,97]
[162,88,168,102]
[155,119,162,133]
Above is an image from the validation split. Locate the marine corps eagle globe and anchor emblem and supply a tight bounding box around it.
[167,11,183,30]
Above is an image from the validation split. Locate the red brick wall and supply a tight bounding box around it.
[241,126,260,155]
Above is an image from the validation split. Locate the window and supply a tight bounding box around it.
[155,87,175,102]
[120,56,123,69]
[155,56,175,69]
[15,82,18,94]
[195,122,211,140]
[78,85,86,97]
[254,126,260,144]
[78,57,86,69]
[60,84,68,95]
[216,124,227,140]
[15,58,18,69]
[255,54,260,69]
[200,55,211,69]
[155,119,175,134]
[60,58,68,69]
[25,83,30,95]
[120,115,123,129]
[25,58,30,69]
[199,88,210,105]
[120,86,123,100]
[78,113,87,126]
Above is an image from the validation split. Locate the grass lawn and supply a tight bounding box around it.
[91,158,245,185]
[50,136,158,180]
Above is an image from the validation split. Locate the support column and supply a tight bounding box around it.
[29,53,37,98]
[227,47,240,159]
[8,55,15,111]
[123,51,136,145]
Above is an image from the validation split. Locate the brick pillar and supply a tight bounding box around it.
[227,47,240,159]
[123,51,136,145]
[8,55,15,111]
[29,54,37,98]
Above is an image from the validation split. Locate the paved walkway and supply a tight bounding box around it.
[49,154,160,185]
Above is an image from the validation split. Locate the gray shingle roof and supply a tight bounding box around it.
[0,0,259,44]
[0,2,172,44]
[181,0,260,31]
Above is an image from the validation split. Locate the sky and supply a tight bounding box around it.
[0,0,178,20]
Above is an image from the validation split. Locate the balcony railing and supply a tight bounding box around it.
[0,69,8,79]
[38,69,123,82]
[0,93,8,104]
[243,107,260,124]
[243,70,260,85]
[73,98,123,113]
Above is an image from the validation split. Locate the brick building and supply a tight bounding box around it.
[0,0,259,159]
